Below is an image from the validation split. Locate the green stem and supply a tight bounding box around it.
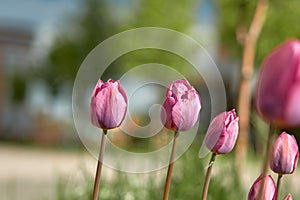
[275,174,283,200]
[163,131,179,200]
[92,129,107,200]
[258,124,277,200]
[201,153,217,200]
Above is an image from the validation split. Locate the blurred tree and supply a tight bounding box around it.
[257,0,300,62]
[132,0,196,31]
[40,0,197,95]
[216,0,300,175]
[111,0,201,82]
[217,0,300,65]
[40,0,118,95]
[11,74,26,104]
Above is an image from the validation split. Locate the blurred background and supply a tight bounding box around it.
[0,0,300,199]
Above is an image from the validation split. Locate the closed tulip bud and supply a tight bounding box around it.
[255,39,300,127]
[161,79,201,132]
[90,79,127,130]
[270,132,299,174]
[205,109,239,154]
[248,175,276,200]
[283,194,293,200]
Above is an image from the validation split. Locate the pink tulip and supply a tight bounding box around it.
[248,175,276,200]
[161,79,201,131]
[270,132,299,174]
[90,79,127,130]
[205,109,239,154]
[255,39,300,127]
[283,194,293,200]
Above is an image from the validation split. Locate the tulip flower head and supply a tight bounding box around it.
[270,132,299,174]
[161,79,201,132]
[255,39,300,127]
[248,175,276,200]
[283,194,293,200]
[90,79,127,130]
[205,109,239,154]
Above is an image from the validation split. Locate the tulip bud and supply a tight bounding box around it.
[270,132,299,174]
[90,79,127,130]
[205,109,239,154]
[248,175,276,200]
[161,79,201,131]
[283,194,293,200]
[255,39,300,127]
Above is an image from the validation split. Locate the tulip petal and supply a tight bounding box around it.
[172,94,201,131]
[217,118,239,154]
[248,175,276,200]
[270,132,299,174]
[255,39,300,127]
[285,82,300,126]
[161,94,176,130]
[90,79,127,129]
[205,109,239,154]
[205,112,225,152]
[110,82,127,127]
[161,79,201,132]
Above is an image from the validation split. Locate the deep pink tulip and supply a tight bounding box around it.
[283,194,293,200]
[161,79,201,131]
[248,175,276,200]
[255,39,300,127]
[90,79,127,130]
[205,109,239,154]
[270,132,299,174]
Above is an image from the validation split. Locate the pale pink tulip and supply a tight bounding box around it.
[161,79,201,131]
[270,132,299,174]
[205,109,239,154]
[248,175,276,200]
[255,39,300,127]
[90,79,127,129]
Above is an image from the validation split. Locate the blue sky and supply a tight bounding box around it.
[0,0,78,29]
[0,0,80,59]
[0,0,217,56]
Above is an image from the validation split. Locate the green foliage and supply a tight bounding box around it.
[257,0,300,63]
[216,0,256,58]
[38,0,197,95]
[56,144,247,200]
[109,49,197,82]
[42,0,117,95]
[216,0,300,65]
[10,74,27,104]
[56,167,94,200]
[208,156,245,200]
[131,0,196,31]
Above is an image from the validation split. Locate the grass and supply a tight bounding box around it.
[55,142,248,200]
